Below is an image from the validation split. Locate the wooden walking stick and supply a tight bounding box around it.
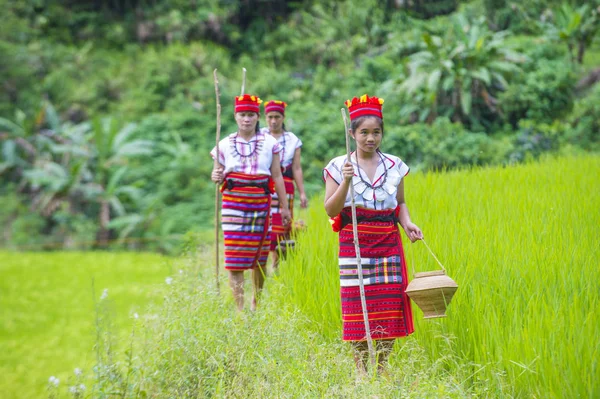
[241,67,247,95]
[213,69,222,294]
[341,108,376,369]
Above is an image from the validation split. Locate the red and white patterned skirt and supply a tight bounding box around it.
[337,207,414,341]
[221,172,273,271]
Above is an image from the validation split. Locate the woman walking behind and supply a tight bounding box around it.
[323,94,423,372]
[261,100,307,270]
[211,94,291,311]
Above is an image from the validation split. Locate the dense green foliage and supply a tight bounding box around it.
[1,0,599,251]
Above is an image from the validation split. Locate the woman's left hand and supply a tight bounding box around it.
[404,222,424,243]
[281,207,292,225]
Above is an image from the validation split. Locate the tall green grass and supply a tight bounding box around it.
[0,251,171,399]
[280,155,600,398]
[4,155,598,398]
[48,253,484,398]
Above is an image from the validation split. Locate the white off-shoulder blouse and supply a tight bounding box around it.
[211,131,282,176]
[323,152,410,210]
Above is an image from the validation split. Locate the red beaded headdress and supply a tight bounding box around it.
[264,100,287,115]
[344,94,384,121]
[235,94,262,114]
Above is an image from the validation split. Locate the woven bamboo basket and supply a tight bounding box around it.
[405,240,458,319]
[405,270,458,318]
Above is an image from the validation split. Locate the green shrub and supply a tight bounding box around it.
[500,59,576,125]
[385,118,509,170]
[508,119,567,162]
[568,84,600,150]
[9,213,46,248]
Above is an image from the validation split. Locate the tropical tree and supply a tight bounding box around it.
[1,102,91,212]
[398,15,524,128]
[542,3,600,64]
[88,117,153,246]
[0,110,37,180]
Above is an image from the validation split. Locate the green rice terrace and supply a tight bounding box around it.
[1,156,598,398]
[2,0,600,397]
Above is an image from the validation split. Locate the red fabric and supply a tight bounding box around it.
[235,94,262,114]
[338,208,401,259]
[337,206,414,341]
[270,176,294,251]
[221,172,272,271]
[345,94,384,121]
[264,100,287,115]
[220,172,274,194]
[329,214,343,232]
[341,284,414,341]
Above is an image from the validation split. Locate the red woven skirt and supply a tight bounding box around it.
[221,172,272,271]
[338,207,414,341]
[270,175,295,251]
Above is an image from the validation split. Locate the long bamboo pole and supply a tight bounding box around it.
[213,69,222,294]
[241,67,247,95]
[341,108,376,369]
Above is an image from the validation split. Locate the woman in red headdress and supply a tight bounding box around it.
[211,94,291,311]
[261,100,308,270]
[323,94,423,372]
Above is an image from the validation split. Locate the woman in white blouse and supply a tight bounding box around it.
[261,100,307,270]
[211,94,291,311]
[323,94,423,372]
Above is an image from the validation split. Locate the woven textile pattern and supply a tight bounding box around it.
[270,176,295,251]
[338,207,414,341]
[221,172,272,270]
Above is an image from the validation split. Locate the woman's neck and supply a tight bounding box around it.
[238,130,256,140]
[356,149,379,162]
[270,129,283,138]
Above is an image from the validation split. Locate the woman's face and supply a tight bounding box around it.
[352,117,382,154]
[266,111,284,133]
[235,111,259,134]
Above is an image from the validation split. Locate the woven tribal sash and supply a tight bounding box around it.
[338,207,405,287]
[221,172,273,270]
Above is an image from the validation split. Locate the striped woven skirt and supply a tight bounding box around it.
[221,172,273,271]
[338,207,414,341]
[270,175,295,251]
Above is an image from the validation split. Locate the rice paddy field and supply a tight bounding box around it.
[281,154,600,398]
[1,155,598,398]
[0,252,173,398]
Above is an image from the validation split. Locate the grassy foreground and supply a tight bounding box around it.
[0,252,172,399]
[282,154,600,398]
[2,155,598,398]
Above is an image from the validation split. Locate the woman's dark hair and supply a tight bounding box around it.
[350,115,384,135]
[282,122,287,131]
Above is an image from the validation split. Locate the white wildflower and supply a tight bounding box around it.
[74,367,82,376]
[79,384,86,391]
[133,313,139,319]
[165,277,173,285]
[48,376,59,386]
[179,269,183,274]
[69,386,77,394]
[100,288,108,300]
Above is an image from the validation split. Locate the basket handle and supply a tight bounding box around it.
[411,238,446,275]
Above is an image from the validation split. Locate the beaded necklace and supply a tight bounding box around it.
[275,131,287,161]
[230,132,262,159]
[355,150,388,189]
